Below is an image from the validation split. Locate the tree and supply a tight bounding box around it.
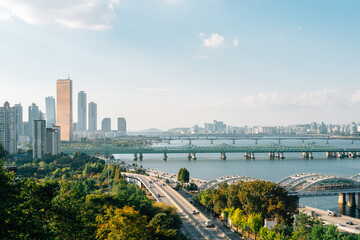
[230,208,244,232]
[260,227,276,240]
[248,213,263,240]
[96,206,148,240]
[177,168,189,184]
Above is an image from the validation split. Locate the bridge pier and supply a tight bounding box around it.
[191,153,197,160]
[133,153,138,161]
[269,152,275,159]
[326,152,335,158]
[302,152,313,159]
[349,152,356,158]
[168,139,171,144]
[326,139,329,144]
[348,193,356,208]
[139,153,143,161]
[255,139,258,144]
[232,139,235,144]
[220,152,226,160]
[250,152,255,160]
[210,139,213,144]
[187,153,191,160]
[189,139,192,144]
[163,153,168,161]
[302,139,305,143]
[278,139,281,144]
[245,152,251,159]
[337,152,344,158]
[338,193,346,205]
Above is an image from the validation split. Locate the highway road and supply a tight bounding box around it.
[125,173,232,239]
[300,206,360,234]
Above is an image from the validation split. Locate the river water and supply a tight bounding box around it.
[114,138,360,218]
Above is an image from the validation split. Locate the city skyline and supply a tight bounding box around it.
[1,1,360,130]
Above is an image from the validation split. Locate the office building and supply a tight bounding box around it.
[0,102,17,154]
[117,117,126,133]
[33,119,46,159]
[88,102,97,131]
[28,103,41,139]
[57,79,73,141]
[14,103,23,137]
[101,118,111,132]
[46,126,60,155]
[77,91,87,131]
[45,96,56,128]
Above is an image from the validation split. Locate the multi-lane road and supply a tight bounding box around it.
[125,173,235,240]
[300,206,360,234]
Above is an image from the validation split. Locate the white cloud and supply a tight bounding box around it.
[201,33,238,48]
[203,33,225,48]
[0,0,119,30]
[193,55,209,60]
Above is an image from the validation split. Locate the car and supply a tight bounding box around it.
[156,193,161,197]
[149,185,153,188]
[192,210,199,214]
[346,221,354,225]
[355,226,360,229]
[204,220,213,227]
[336,223,343,227]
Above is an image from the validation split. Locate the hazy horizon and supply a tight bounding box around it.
[1,0,359,131]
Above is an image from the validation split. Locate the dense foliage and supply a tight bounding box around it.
[0,144,183,240]
[195,180,298,224]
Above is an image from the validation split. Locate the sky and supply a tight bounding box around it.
[0,0,360,131]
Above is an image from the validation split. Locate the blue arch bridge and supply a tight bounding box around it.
[199,173,360,208]
[62,143,360,160]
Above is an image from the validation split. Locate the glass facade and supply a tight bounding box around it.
[56,79,73,141]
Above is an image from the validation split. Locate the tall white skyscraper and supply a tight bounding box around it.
[0,102,17,154]
[45,96,56,128]
[33,119,46,159]
[14,103,23,137]
[28,103,41,139]
[77,91,87,131]
[88,102,97,131]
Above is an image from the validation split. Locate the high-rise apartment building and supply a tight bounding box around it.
[0,102,17,154]
[77,91,87,131]
[33,119,46,159]
[101,118,111,132]
[88,102,97,131]
[28,103,41,139]
[46,126,61,155]
[57,79,73,141]
[45,96,56,128]
[117,117,126,133]
[14,103,23,137]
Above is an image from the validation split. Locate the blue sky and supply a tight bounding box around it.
[0,0,359,130]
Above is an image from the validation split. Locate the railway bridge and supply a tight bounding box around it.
[62,143,360,160]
